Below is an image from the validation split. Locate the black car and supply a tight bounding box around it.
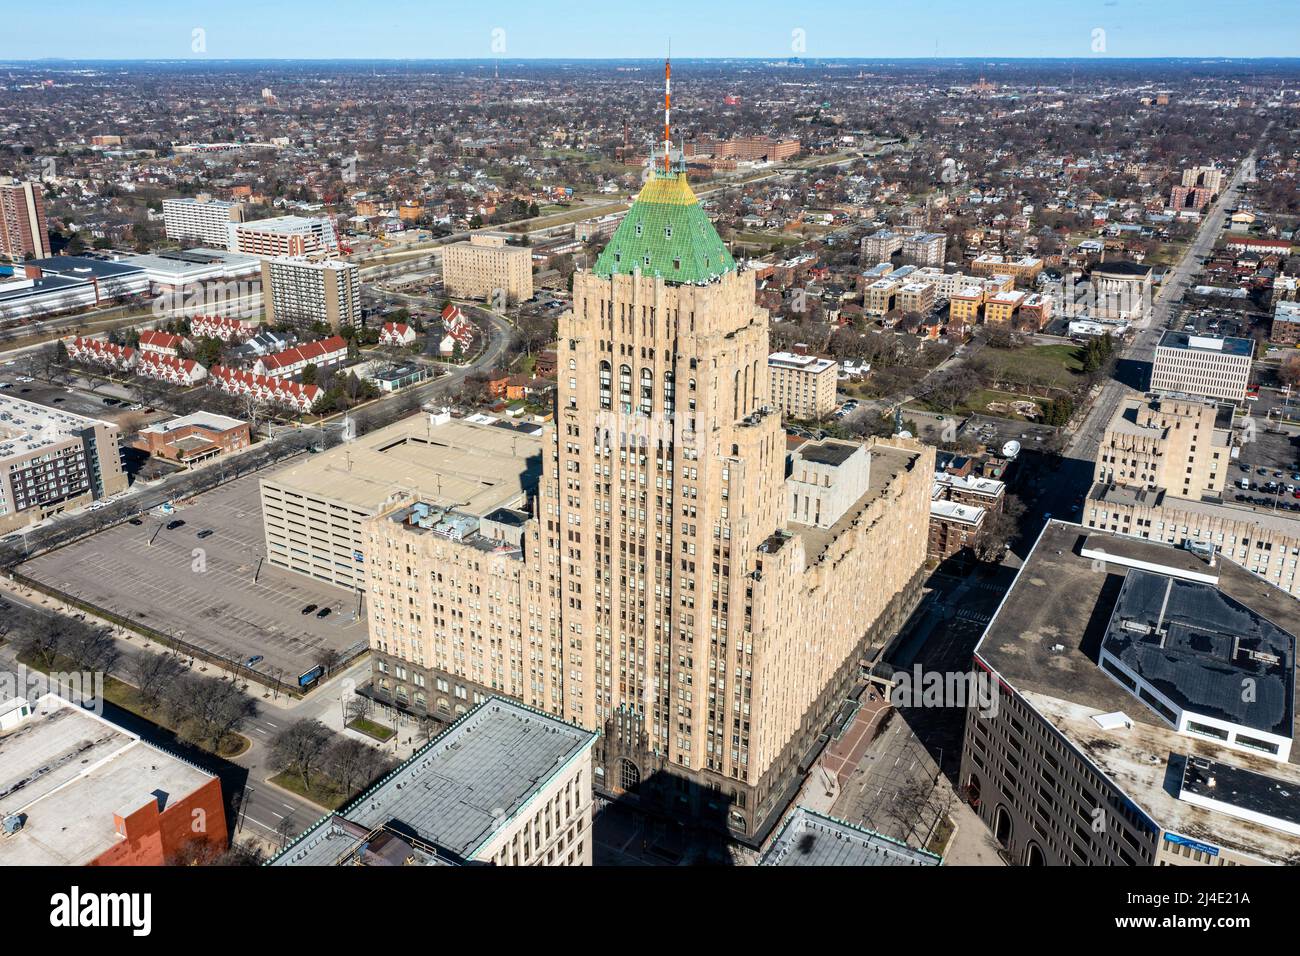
[315,607,332,619]
[166,519,185,530]
[301,603,318,615]
[196,529,214,539]
[128,517,143,526]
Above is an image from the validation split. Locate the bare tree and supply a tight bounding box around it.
[130,649,186,711]
[270,718,334,790]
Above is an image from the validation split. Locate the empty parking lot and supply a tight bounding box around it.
[20,471,366,684]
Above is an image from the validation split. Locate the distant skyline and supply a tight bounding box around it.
[4,0,1299,61]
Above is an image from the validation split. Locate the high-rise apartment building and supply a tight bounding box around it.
[0,394,128,533]
[442,233,533,304]
[358,163,933,843]
[861,229,904,263]
[162,195,245,247]
[1094,396,1231,501]
[231,215,338,259]
[901,232,947,267]
[261,257,361,331]
[1151,331,1252,404]
[767,351,838,420]
[1182,165,1224,195]
[0,177,50,262]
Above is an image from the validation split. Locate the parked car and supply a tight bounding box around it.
[196,529,214,539]
[165,519,185,530]
[301,603,318,615]
[128,517,143,525]
[315,607,332,619]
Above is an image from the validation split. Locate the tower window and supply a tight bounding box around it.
[665,226,673,239]
[673,258,681,270]
[635,222,643,237]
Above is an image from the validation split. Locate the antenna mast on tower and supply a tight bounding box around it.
[663,44,672,175]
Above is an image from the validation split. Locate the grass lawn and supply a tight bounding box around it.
[269,771,349,810]
[927,813,956,858]
[1145,240,1191,267]
[979,344,1086,390]
[913,388,1049,421]
[348,716,396,742]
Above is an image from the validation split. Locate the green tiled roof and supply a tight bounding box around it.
[593,171,735,284]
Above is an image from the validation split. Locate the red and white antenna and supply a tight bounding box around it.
[663,44,672,175]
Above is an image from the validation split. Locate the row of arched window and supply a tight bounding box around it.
[598,361,680,417]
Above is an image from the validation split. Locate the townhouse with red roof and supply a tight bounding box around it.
[380,321,416,347]
[209,365,322,412]
[137,352,207,386]
[253,335,348,379]
[439,304,475,357]
[190,314,259,343]
[137,329,186,358]
[66,336,137,372]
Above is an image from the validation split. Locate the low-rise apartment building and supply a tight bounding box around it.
[971,254,1042,287]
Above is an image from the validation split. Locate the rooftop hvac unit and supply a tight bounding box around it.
[2,813,25,835]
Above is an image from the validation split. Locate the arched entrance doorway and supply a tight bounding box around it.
[994,804,1013,847]
[1025,842,1046,866]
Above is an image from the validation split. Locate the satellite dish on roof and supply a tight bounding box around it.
[1002,440,1021,459]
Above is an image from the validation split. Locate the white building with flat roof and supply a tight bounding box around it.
[1151,331,1253,404]
[162,196,245,248]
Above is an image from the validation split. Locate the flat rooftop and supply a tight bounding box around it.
[977,522,1300,750]
[769,351,835,373]
[117,247,260,274]
[1026,692,1300,865]
[30,256,146,280]
[270,697,596,866]
[790,442,920,562]
[760,807,941,866]
[1090,479,1300,533]
[1157,330,1254,358]
[1102,568,1293,736]
[796,438,860,468]
[0,392,111,461]
[141,410,247,435]
[0,696,217,866]
[261,414,544,518]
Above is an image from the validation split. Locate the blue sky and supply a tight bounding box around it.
[3,0,1297,60]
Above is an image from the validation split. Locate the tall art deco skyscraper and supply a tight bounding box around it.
[362,63,932,842]
[539,63,931,838]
